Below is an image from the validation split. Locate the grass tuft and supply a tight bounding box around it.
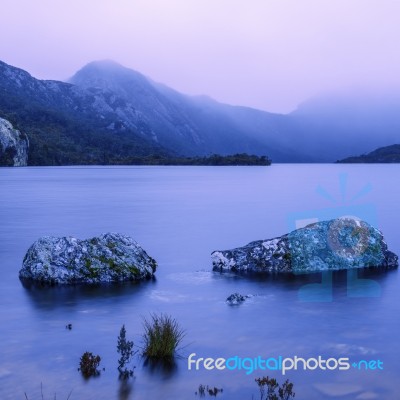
[142,314,184,360]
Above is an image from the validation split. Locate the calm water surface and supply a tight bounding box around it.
[0,165,399,400]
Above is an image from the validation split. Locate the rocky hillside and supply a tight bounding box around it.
[337,144,400,163]
[0,60,169,165]
[69,60,298,161]
[0,117,29,166]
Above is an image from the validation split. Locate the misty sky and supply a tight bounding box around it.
[1,0,399,113]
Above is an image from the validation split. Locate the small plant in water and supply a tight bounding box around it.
[78,351,101,378]
[255,376,295,400]
[117,324,136,379]
[196,384,223,397]
[142,313,184,360]
[24,382,72,399]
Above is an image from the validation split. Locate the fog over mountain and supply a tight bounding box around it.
[1,59,400,164]
[287,89,400,161]
[69,60,297,161]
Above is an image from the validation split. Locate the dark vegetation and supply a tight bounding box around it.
[0,99,167,166]
[196,384,223,397]
[337,144,400,163]
[194,377,295,399]
[255,376,295,400]
[117,325,136,379]
[0,101,270,166]
[78,352,102,378]
[122,153,271,166]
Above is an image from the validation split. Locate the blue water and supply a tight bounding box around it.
[0,165,399,400]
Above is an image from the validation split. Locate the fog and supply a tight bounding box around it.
[1,0,400,113]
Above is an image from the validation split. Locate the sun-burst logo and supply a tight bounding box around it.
[287,173,381,302]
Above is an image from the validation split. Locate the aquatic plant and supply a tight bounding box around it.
[78,351,101,378]
[195,384,223,397]
[24,382,72,399]
[255,376,295,400]
[117,324,136,379]
[142,314,184,360]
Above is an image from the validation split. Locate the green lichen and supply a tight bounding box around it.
[87,266,100,279]
[97,255,108,264]
[128,265,140,275]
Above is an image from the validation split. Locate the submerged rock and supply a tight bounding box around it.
[212,218,398,274]
[0,117,29,166]
[226,293,252,305]
[20,233,157,284]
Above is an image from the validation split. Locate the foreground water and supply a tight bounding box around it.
[0,165,399,400]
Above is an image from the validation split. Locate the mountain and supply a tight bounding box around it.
[1,59,400,165]
[0,60,169,165]
[70,62,400,162]
[337,144,400,163]
[69,60,300,161]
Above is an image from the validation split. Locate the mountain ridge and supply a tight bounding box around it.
[68,60,295,160]
[0,59,170,165]
[1,59,400,165]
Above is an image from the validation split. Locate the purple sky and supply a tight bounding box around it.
[1,0,400,113]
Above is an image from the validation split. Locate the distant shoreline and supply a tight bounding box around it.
[336,144,400,163]
[0,153,272,167]
[107,154,272,166]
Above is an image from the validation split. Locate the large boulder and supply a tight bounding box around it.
[0,117,29,166]
[19,233,157,284]
[212,218,398,274]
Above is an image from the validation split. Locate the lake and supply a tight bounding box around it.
[0,165,399,400]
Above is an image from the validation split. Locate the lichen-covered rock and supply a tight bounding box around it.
[212,218,398,274]
[19,233,157,284]
[0,117,29,166]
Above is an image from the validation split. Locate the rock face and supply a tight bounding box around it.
[0,117,29,166]
[212,218,398,274]
[19,233,157,284]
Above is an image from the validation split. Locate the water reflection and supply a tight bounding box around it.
[20,279,156,311]
[142,357,179,379]
[213,267,397,297]
[118,378,134,400]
